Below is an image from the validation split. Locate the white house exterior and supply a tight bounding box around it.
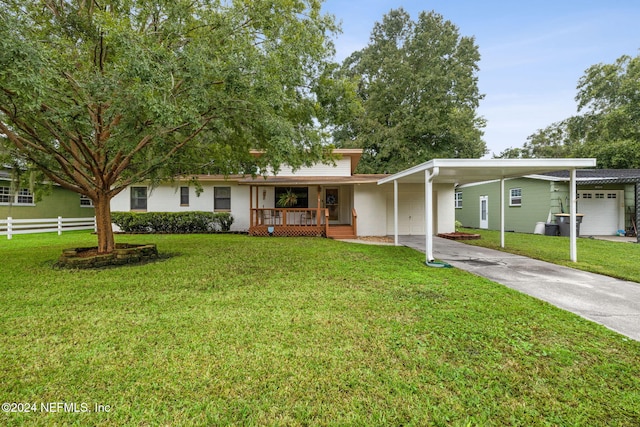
[111,149,397,237]
[111,151,599,264]
[111,179,252,231]
[110,149,460,238]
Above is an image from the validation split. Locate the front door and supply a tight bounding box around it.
[325,188,339,221]
[479,195,489,229]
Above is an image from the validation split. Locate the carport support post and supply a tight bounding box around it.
[570,168,577,262]
[425,167,439,263]
[426,169,433,262]
[500,177,505,248]
[636,183,640,244]
[394,179,399,246]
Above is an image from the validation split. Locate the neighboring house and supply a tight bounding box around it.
[0,169,95,220]
[110,149,456,238]
[455,169,640,236]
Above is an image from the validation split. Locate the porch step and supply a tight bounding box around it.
[327,225,356,240]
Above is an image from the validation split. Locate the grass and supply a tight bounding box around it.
[1,232,639,426]
[459,229,640,283]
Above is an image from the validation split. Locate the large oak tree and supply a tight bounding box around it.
[0,0,341,253]
[334,8,487,173]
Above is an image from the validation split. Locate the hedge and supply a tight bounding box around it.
[111,212,234,233]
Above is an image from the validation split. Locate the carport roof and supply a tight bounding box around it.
[542,168,640,185]
[377,158,597,186]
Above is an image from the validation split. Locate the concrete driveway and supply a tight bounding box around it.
[400,235,640,341]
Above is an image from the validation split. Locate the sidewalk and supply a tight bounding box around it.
[400,235,640,341]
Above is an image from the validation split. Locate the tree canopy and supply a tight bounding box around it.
[496,53,640,168]
[0,0,342,253]
[333,8,486,173]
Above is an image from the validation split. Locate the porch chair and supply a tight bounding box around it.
[300,212,314,225]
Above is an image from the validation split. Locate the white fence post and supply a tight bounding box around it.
[94,216,97,233]
[58,216,63,235]
[7,216,12,240]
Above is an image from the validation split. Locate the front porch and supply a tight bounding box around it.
[240,175,377,238]
[248,207,357,238]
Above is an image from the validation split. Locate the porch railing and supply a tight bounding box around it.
[250,208,328,237]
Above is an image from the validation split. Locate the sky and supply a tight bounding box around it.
[321,0,640,157]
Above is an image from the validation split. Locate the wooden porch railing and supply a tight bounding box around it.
[250,208,328,237]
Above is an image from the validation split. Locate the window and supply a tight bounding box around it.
[80,194,94,207]
[131,187,147,210]
[214,187,231,211]
[455,192,463,209]
[274,187,308,208]
[17,188,33,204]
[0,186,34,205]
[509,188,522,206]
[607,193,617,199]
[180,187,189,206]
[0,186,10,203]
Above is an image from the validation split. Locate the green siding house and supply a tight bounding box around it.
[1,174,95,220]
[456,177,552,233]
[455,170,640,237]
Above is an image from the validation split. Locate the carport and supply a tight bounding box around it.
[377,158,597,264]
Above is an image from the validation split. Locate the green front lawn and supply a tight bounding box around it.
[1,232,639,426]
[461,229,640,283]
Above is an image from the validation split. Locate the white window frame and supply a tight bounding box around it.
[214,187,231,211]
[130,186,148,211]
[0,185,35,206]
[80,194,94,207]
[454,191,463,209]
[180,186,189,206]
[0,185,11,204]
[509,188,522,207]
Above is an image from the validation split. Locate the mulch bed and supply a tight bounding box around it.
[437,232,481,240]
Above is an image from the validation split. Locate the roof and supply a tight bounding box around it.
[236,174,388,186]
[541,169,640,184]
[174,174,389,186]
[377,158,598,186]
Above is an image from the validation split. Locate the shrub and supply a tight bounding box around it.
[111,212,234,233]
[111,212,151,233]
[216,212,234,232]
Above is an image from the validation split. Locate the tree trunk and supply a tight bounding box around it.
[94,194,115,254]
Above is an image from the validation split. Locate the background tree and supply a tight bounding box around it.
[495,118,576,159]
[0,0,342,253]
[334,8,486,173]
[496,53,640,168]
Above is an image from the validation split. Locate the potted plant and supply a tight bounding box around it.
[277,188,298,207]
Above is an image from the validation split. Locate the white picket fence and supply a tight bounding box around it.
[0,216,97,239]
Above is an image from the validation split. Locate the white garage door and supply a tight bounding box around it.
[577,191,621,236]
